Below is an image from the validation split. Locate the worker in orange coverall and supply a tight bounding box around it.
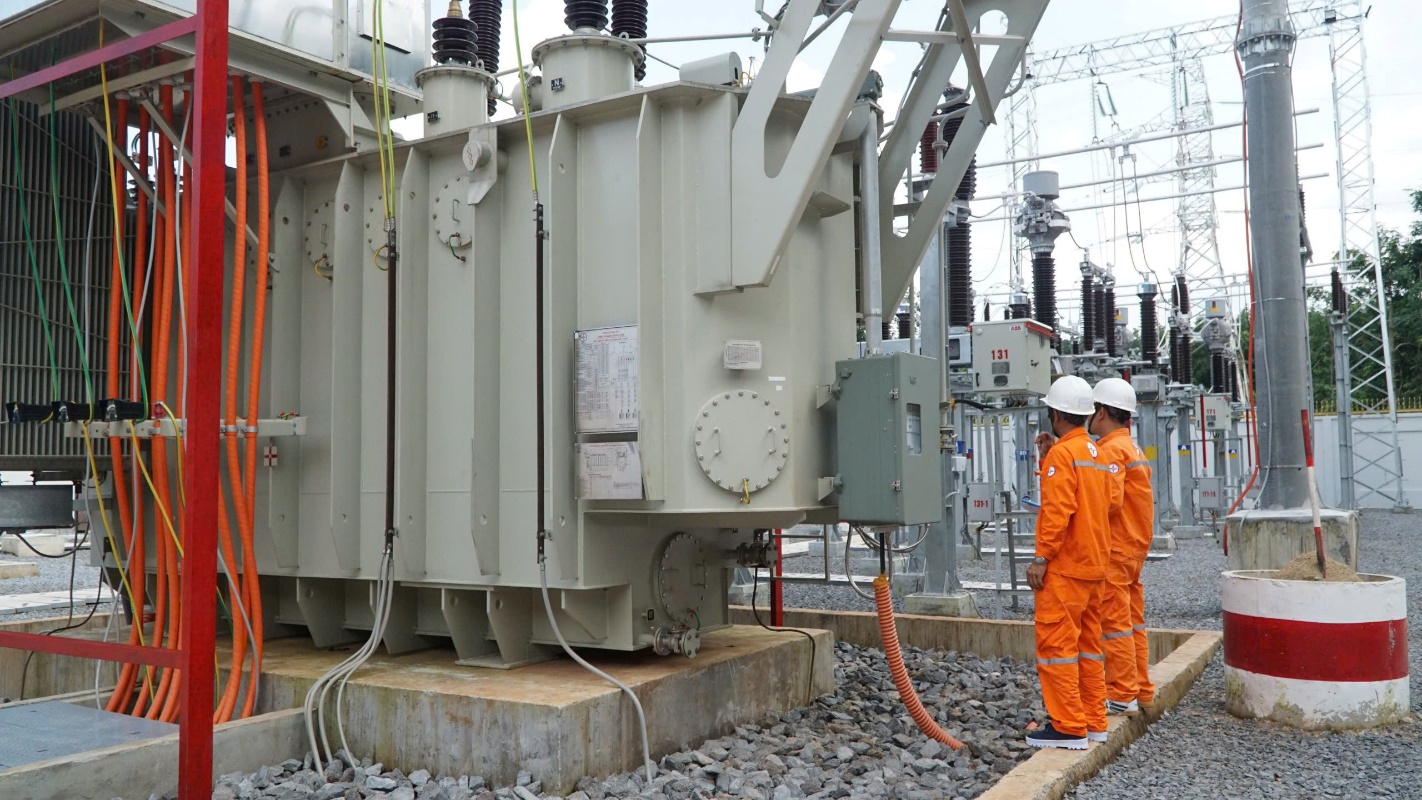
[1024,375,1121,750]
[1090,377,1157,714]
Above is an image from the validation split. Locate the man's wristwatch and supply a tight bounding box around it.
[1032,557,1048,565]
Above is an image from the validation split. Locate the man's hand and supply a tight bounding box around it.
[1026,562,1047,591]
[1035,432,1057,461]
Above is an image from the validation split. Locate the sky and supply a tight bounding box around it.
[481,0,1422,326]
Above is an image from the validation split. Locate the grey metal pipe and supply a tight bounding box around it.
[1239,0,1311,509]
[860,113,884,355]
[1332,313,1355,509]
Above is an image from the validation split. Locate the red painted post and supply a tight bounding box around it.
[771,529,784,627]
[178,1,228,797]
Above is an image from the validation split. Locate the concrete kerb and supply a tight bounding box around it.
[731,606,1222,800]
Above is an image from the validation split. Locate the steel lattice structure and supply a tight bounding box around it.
[1011,0,1405,508]
[1170,55,1229,323]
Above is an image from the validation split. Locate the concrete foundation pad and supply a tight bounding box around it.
[243,625,833,794]
[1171,525,1211,540]
[0,561,39,579]
[902,591,980,618]
[1151,532,1176,552]
[1226,507,1359,571]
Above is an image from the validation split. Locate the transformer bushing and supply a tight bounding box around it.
[1080,267,1095,352]
[1013,172,1070,340]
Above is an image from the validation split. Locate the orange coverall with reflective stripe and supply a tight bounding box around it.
[1034,427,1121,737]
[1097,428,1157,704]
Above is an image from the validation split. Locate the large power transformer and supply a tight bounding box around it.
[0,0,1045,669]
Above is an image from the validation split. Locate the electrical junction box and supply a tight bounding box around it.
[1131,373,1163,400]
[834,353,942,525]
[969,320,1053,397]
[966,482,997,523]
[1115,306,1129,326]
[1202,394,1231,431]
[1204,298,1229,319]
[1198,476,1225,511]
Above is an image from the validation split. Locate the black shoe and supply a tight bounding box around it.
[1025,722,1089,750]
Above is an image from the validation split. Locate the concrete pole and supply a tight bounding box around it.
[1239,0,1311,509]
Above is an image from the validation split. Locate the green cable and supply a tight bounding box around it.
[47,69,95,405]
[5,98,62,399]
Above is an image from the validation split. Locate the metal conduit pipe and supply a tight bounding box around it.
[859,114,884,355]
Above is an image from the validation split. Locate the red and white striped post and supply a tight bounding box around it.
[1300,410,1326,578]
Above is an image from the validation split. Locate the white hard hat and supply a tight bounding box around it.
[1093,377,1138,414]
[1045,375,1095,416]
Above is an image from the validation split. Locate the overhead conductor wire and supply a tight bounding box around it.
[512,0,654,783]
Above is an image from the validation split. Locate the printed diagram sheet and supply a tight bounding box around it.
[576,326,639,433]
[578,442,643,500]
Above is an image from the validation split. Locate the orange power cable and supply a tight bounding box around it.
[240,79,273,717]
[217,75,252,723]
[873,577,965,749]
[111,107,154,715]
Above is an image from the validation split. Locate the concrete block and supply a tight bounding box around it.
[1150,532,1177,552]
[902,591,980,618]
[1,532,70,557]
[241,626,834,794]
[1226,507,1359,571]
[0,561,40,579]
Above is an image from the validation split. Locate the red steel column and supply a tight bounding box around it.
[178,0,228,796]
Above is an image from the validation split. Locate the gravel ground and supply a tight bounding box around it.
[195,642,1046,800]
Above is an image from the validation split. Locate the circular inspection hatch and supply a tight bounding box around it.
[692,390,790,497]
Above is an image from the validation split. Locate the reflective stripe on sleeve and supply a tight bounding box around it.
[1080,652,1106,662]
[1036,656,1079,666]
[1102,629,1134,641]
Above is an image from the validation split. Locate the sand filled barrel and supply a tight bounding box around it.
[1221,567,1409,730]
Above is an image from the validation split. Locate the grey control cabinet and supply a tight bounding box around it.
[834,353,943,525]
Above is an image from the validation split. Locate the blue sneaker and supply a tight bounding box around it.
[1026,723,1088,750]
